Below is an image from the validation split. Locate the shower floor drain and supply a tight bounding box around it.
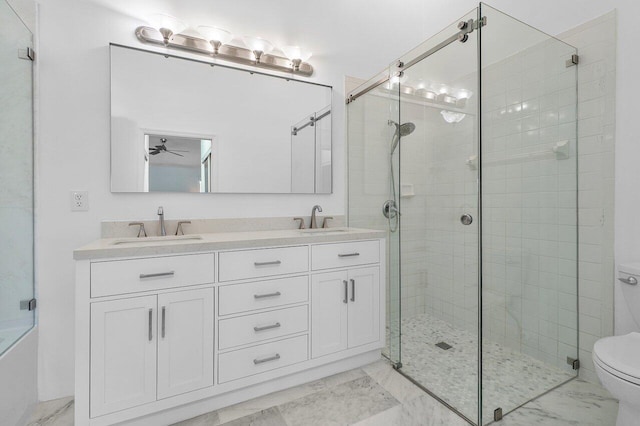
[435,341,452,350]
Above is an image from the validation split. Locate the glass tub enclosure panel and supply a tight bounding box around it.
[0,0,35,356]
[479,3,578,423]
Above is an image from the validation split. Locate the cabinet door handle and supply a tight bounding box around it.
[350,279,355,302]
[343,280,348,304]
[148,308,153,341]
[254,291,282,299]
[253,353,281,365]
[161,306,166,338]
[338,252,360,258]
[254,260,282,267]
[254,322,281,332]
[140,271,175,279]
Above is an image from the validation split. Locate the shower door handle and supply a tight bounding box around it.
[460,214,473,225]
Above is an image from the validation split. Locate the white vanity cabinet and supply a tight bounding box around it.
[75,232,384,426]
[310,241,381,358]
[90,295,158,417]
[89,288,215,417]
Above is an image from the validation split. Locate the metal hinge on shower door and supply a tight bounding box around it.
[20,298,37,311]
[18,47,35,61]
[567,357,580,370]
[566,54,579,67]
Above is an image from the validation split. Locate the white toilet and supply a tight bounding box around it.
[593,263,640,426]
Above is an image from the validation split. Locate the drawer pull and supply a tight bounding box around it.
[148,308,153,341]
[254,291,282,299]
[343,280,348,304]
[254,322,281,332]
[254,260,282,267]
[338,252,360,258]
[139,271,175,279]
[253,353,281,365]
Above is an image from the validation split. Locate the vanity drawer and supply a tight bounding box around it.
[311,240,380,271]
[91,253,215,297]
[218,276,308,316]
[218,246,309,282]
[218,305,308,350]
[218,335,308,383]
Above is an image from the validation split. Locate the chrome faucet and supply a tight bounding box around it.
[310,205,323,229]
[157,206,166,236]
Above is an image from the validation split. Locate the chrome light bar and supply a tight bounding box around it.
[135,26,314,77]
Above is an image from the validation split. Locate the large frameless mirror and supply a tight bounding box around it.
[110,44,332,194]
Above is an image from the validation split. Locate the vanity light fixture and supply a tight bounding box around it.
[281,46,312,71]
[197,26,233,54]
[135,20,314,76]
[147,13,186,45]
[243,36,274,63]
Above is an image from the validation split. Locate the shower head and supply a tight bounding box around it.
[389,121,416,154]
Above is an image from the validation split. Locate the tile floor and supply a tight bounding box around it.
[400,313,575,423]
[27,359,618,426]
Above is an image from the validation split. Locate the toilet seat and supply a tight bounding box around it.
[594,332,640,385]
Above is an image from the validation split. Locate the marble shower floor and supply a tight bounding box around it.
[28,359,618,426]
[400,313,575,424]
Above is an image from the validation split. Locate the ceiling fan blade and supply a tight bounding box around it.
[149,151,160,155]
[166,151,185,157]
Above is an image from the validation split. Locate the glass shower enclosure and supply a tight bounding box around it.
[0,0,35,356]
[347,4,578,424]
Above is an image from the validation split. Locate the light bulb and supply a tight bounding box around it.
[243,36,274,62]
[148,13,186,45]
[197,26,232,54]
[281,45,312,70]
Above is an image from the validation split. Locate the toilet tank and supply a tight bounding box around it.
[619,263,640,330]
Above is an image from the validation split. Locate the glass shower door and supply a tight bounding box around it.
[479,3,578,423]
[0,0,35,356]
[395,9,480,423]
[347,71,402,365]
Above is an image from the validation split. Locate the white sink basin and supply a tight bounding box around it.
[298,228,349,236]
[111,235,203,245]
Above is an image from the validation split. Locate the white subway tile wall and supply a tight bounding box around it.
[559,11,616,383]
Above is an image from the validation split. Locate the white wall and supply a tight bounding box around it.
[36,0,640,400]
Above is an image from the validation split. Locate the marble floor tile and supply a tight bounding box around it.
[278,375,399,426]
[220,407,286,426]
[27,396,73,426]
[361,360,424,404]
[497,378,618,426]
[213,368,367,424]
[173,410,221,426]
[29,361,618,426]
[353,393,470,426]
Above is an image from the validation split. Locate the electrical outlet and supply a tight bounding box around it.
[70,191,89,211]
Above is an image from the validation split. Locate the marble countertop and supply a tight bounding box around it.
[74,227,386,260]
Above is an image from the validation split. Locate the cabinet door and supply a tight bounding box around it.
[311,271,348,358]
[90,296,157,417]
[347,267,380,349]
[157,288,214,399]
